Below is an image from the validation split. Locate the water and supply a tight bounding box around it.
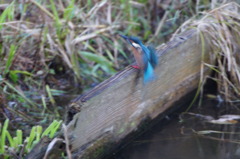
[112,97,240,159]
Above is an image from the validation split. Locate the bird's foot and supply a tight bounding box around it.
[131,65,140,69]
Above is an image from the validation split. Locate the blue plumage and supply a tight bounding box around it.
[119,34,158,83]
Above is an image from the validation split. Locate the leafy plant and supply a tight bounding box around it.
[0,119,62,158]
[0,1,14,30]
[3,45,17,77]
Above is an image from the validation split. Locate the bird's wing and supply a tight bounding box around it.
[147,46,158,69]
[142,52,149,72]
[139,45,148,72]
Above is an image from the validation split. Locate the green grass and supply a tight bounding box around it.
[3,45,17,77]
[0,119,62,158]
[0,1,14,30]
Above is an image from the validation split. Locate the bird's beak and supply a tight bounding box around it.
[119,34,129,40]
[119,34,133,46]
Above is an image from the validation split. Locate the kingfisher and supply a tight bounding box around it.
[119,34,158,83]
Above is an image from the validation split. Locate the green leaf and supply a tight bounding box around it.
[49,120,62,138]
[46,85,56,106]
[6,131,13,147]
[4,45,17,76]
[16,130,22,146]
[63,0,76,21]
[13,137,18,149]
[41,120,62,138]
[79,51,116,74]
[0,2,15,30]
[50,89,66,96]
[35,126,42,143]
[9,70,33,83]
[49,0,62,37]
[4,81,37,108]
[79,51,113,67]
[26,126,36,151]
[0,119,9,154]
[9,71,18,83]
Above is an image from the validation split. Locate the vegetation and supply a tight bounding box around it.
[0,119,62,158]
[0,0,239,158]
[175,2,240,106]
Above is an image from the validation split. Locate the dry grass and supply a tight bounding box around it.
[174,2,240,103]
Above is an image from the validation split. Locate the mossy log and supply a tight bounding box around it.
[65,29,212,158]
[26,28,212,159]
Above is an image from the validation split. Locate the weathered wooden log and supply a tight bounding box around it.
[64,28,212,158]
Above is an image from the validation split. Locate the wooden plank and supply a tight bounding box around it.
[65,28,212,158]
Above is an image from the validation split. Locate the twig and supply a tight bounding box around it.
[63,124,72,159]
[43,138,64,159]
[154,10,169,37]
[72,25,120,44]
[0,4,10,9]
[29,0,55,19]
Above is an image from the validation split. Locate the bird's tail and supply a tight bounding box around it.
[144,62,155,84]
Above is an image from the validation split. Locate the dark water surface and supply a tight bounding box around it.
[112,98,240,159]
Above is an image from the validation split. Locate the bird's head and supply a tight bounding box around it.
[119,34,143,50]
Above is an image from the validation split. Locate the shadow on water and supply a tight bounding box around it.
[112,97,240,159]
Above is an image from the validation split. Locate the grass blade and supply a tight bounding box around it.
[0,119,9,154]
[3,45,17,76]
[0,2,14,30]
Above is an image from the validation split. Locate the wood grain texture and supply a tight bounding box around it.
[64,28,212,158]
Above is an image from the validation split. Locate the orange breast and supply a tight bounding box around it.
[131,47,144,69]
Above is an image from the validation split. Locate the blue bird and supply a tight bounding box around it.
[119,34,158,83]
